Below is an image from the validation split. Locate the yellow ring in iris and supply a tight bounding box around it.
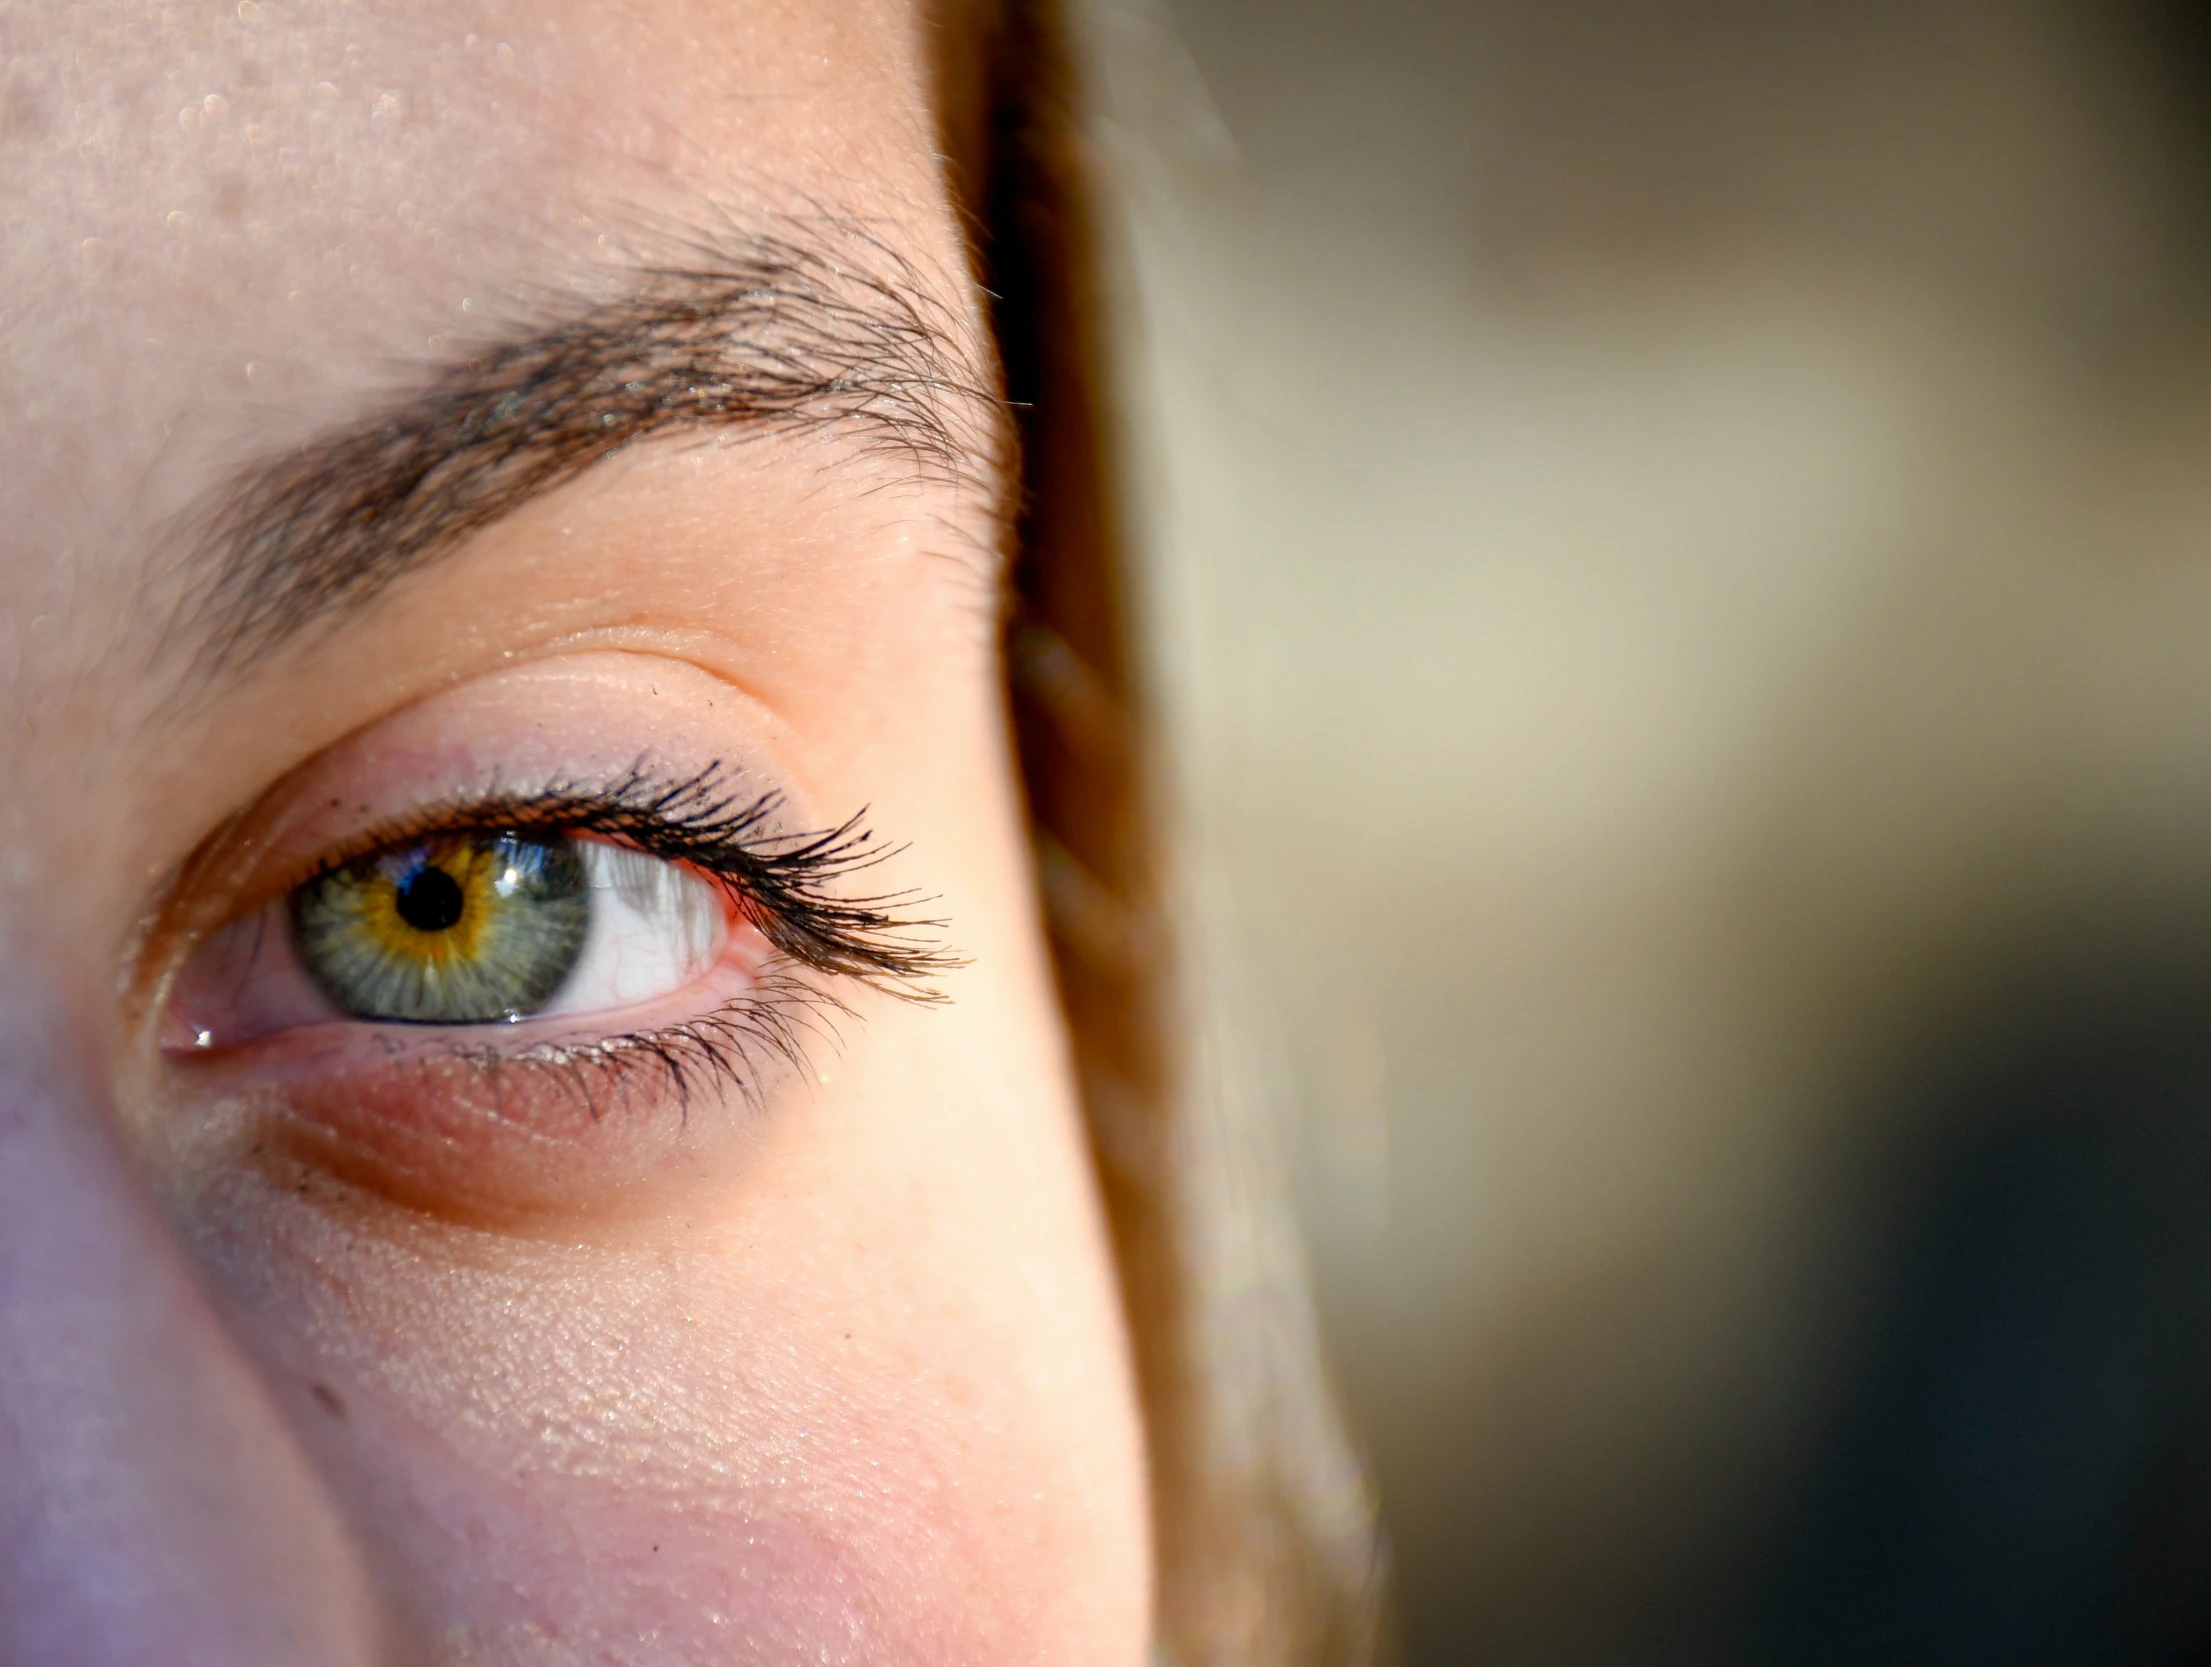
[292,830,592,1023]
[349,836,505,967]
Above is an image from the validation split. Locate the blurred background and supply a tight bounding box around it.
[1081,2,2211,1661]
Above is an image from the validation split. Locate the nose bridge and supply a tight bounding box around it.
[0,1003,385,1667]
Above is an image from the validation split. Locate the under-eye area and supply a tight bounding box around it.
[151,763,957,1216]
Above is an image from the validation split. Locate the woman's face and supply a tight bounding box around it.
[0,3,1149,1662]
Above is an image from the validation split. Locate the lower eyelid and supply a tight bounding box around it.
[155,951,807,1220]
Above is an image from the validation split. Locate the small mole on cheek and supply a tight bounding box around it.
[310,1382,347,1419]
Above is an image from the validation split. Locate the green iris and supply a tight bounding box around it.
[291,830,590,1023]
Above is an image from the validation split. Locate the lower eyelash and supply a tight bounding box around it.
[437,963,848,1122]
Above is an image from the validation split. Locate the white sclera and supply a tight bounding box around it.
[536,842,729,1016]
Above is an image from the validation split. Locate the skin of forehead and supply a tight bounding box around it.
[0,0,974,671]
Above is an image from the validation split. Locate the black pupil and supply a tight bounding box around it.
[395,864,466,934]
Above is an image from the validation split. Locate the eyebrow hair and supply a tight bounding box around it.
[165,223,1000,677]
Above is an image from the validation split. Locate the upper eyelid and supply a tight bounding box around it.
[294,788,745,885]
[229,762,769,890]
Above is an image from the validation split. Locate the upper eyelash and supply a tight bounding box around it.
[198,763,959,1123]
[308,761,959,1001]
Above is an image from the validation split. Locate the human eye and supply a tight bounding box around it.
[147,746,950,1218]
[184,825,720,1042]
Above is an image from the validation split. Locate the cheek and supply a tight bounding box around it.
[168,1098,1117,1667]
[347,1401,1051,1667]
[345,1456,900,1665]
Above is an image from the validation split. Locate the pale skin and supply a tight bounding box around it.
[0,3,1150,1663]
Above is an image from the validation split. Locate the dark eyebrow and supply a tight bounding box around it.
[165,224,999,678]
